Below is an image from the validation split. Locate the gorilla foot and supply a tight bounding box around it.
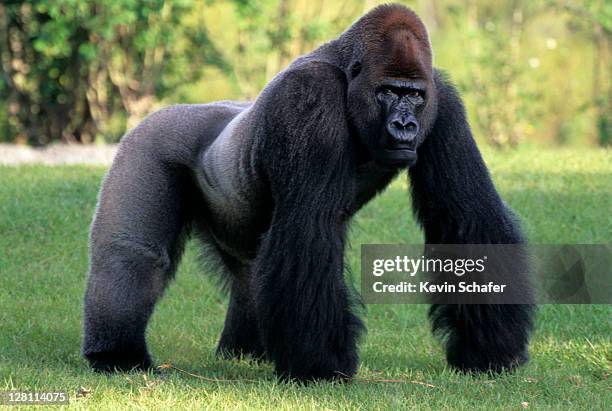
[273,349,359,383]
[216,347,266,362]
[275,363,357,383]
[216,336,266,361]
[85,349,153,373]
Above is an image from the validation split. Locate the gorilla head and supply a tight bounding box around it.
[344,5,438,168]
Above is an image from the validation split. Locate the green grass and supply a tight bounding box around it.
[0,147,610,410]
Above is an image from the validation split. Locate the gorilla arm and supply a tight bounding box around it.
[409,71,535,372]
[249,61,364,381]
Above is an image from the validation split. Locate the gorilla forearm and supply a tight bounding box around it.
[410,72,523,244]
[255,206,363,380]
[252,62,365,380]
[409,73,535,373]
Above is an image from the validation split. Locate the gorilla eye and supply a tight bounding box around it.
[383,88,394,95]
[407,89,423,98]
[350,62,362,79]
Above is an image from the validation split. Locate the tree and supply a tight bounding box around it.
[0,0,225,144]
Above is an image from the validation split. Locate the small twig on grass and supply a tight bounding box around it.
[158,364,436,387]
[334,371,437,387]
[584,337,597,351]
[158,363,261,383]
[75,386,92,398]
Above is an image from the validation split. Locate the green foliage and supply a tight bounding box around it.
[0,0,225,144]
[0,0,609,146]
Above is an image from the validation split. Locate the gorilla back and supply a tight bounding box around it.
[83,4,534,381]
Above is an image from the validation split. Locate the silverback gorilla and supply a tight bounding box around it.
[83,4,534,381]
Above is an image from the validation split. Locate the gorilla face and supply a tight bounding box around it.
[348,70,433,169]
[373,78,427,167]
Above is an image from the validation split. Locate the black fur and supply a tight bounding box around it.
[410,72,534,373]
[82,4,534,381]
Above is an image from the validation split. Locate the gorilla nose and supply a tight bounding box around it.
[386,115,419,146]
[392,117,418,132]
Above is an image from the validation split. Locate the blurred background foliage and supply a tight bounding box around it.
[0,0,609,147]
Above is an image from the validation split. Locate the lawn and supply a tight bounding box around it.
[0,147,610,410]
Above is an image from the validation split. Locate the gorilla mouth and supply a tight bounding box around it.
[377,148,417,167]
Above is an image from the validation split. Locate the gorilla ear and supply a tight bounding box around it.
[350,61,362,79]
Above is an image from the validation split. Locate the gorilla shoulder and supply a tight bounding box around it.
[257,60,350,152]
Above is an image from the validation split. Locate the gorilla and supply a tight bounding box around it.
[83,4,534,381]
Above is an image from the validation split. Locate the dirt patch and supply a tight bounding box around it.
[0,144,118,166]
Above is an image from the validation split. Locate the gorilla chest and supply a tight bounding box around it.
[197,167,267,261]
[197,164,269,261]
[197,142,397,261]
[352,162,399,212]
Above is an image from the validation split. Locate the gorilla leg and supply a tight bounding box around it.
[215,260,264,359]
[410,72,534,373]
[83,241,177,372]
[83,141,194,372]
